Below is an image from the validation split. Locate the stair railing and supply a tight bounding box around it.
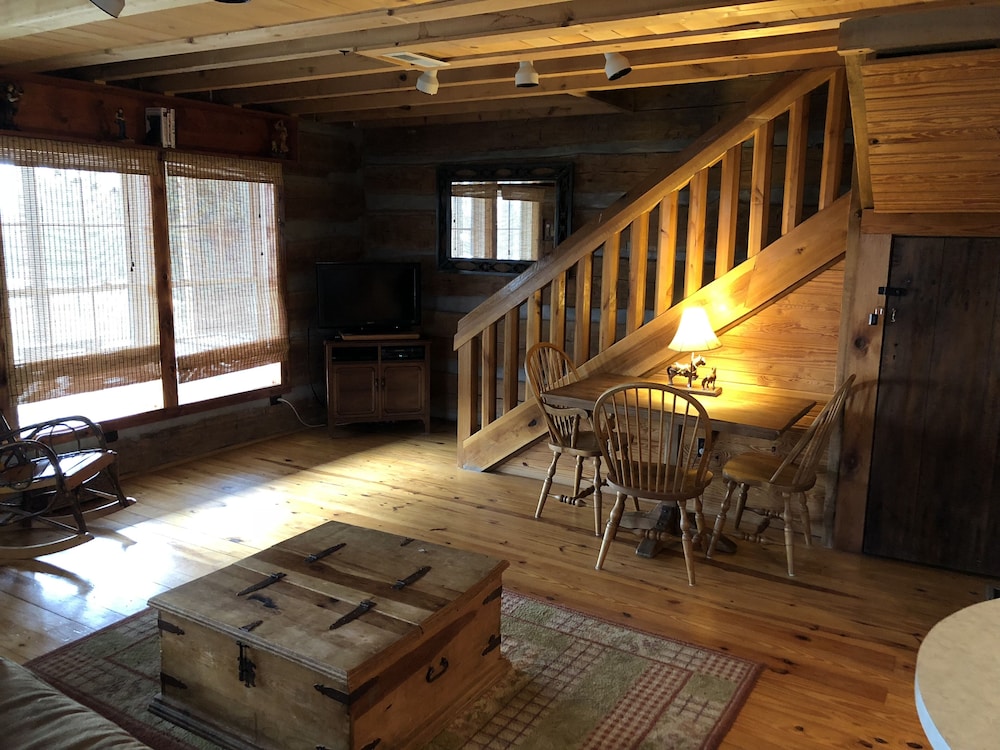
[453,67,850,469]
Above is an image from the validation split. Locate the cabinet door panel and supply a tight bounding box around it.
[382,362,426,417]
[330,365,378,420]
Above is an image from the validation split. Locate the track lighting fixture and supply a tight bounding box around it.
[515,61,540,88]
[416,69,439,95]
[89,0,124,17]
[604,52,632,81]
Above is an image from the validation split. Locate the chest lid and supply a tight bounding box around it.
[148,521,507,685]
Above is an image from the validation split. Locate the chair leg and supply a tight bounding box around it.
[707,479,738,558]
[595,492,626,570]
[591,457,603,537]
[536,449,560,519]
[795,491,813,547]
[782,493,796,577]
[572,455,584,499]
[733,482,750,530]
[677,499,696,586]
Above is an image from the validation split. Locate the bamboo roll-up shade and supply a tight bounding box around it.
[0,135,161,405]
[164,153,286,384]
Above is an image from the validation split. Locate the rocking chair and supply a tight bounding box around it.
[0,414,135,561]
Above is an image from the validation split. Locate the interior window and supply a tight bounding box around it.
[438,163,572,273]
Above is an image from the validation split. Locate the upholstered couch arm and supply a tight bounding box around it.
[0,657,151,749]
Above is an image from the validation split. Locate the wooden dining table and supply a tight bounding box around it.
[542,372,817,441]
[542,372,818,558]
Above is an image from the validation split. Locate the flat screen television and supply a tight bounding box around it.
[315,261,421,335]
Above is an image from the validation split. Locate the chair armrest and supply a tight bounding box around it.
[0,439,66,495]
[5,416,109,452]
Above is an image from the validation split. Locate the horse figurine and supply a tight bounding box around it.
[701,367,717,390]
[667,355,706,388]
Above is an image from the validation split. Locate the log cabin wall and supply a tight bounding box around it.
[0,73,363,475]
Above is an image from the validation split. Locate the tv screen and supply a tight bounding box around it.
[315,262,421,334]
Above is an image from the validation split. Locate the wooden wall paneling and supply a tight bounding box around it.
[856,48,1000,212]
[748,120,775,256]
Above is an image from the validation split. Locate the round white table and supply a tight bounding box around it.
[915,597,1000,749]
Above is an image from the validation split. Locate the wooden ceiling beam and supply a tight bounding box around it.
[205,34,840,106]
[277,53,839,118]
[32,0,842,78]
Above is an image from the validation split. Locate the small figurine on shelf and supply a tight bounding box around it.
[1,82,24,130]
[114,107,130,141]
[271,119,290,158]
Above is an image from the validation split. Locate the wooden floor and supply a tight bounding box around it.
[0,422,989,749]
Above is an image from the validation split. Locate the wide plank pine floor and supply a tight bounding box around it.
[0,422,989,749]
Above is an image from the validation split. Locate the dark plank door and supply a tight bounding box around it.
[863,236,1000,576]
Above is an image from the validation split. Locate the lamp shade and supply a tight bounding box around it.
[416,69,439,95]
[90,0,125,17]
[604,52,632,81]
[668,306,721,353]
[515,61,539,88]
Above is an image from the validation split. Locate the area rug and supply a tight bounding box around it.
[25,592,761,750]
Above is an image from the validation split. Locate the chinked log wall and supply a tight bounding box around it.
[453,68,853,537]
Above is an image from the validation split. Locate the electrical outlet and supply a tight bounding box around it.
[269,395,281,406]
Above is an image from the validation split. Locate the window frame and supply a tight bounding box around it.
[436,162,573,274]
[0,136,288,431]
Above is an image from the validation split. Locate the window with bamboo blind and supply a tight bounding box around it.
[0,135,287,425]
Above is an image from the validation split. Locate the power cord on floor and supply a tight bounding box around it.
[274,397,326,428]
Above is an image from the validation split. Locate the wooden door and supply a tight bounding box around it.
[863,236,1000,576]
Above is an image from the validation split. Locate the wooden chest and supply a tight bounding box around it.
[148,521,509,750]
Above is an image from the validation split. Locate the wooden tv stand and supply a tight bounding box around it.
[325,337,430,433]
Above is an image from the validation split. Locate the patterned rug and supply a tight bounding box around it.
[25,592,761,749]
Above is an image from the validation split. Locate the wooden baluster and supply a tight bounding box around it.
[502,307,520,413]
[455,338,480,467]
[819,69,848,211]
[782,94,810,235]
[685,169,709,296]
[599,235,621,352]
[626,211,650,335]
[481,323,497,427]
[655,193,679,315]
[748,120,775,257]
[526,289,543,353]
[715,144,742,278]
[550,271,567,351]
[573,254,593,363]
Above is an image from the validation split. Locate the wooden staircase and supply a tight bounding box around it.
[453,67,853,471]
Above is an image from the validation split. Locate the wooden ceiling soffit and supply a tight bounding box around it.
[839,6,1000,212]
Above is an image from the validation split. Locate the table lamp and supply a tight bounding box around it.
[666,305,723,396]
